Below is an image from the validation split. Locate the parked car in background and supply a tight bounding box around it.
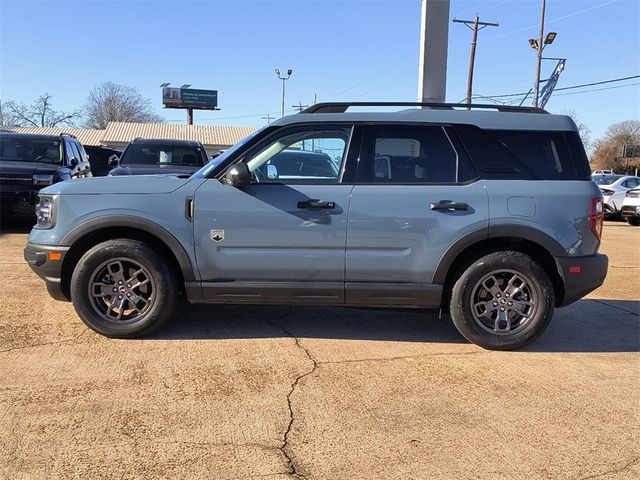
[620,188,640,226]
[25,102,608,351]
[592,174,640,217]
[108,138,208,176]
[255,149,340,181]
[83,145,122,177]
[0,132,91,219]
[591,169,613,176]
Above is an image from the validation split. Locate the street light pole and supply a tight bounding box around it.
[275,68,292,117]
[534,0,547,108]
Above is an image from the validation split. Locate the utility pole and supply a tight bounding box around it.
[453,15,498,109]
[534,0,547,108]
[261,114,275,124]
[274,68,292,117]
[292,101,308,113]
[417,0,451,103]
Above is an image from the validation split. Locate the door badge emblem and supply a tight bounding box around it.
[210,229,225,242]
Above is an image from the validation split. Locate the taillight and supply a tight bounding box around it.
[626,190,640,198]
[590,197,604,240]
[601,189,614,196]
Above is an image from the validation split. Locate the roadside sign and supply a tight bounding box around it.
[162,87,218,110]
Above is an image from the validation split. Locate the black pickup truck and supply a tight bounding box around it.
[0,132,92,218]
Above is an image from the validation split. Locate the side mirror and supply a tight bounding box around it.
[224,163,251,187]
[267,164,279,180]
[108,154,120,167]
[70,156,79,167]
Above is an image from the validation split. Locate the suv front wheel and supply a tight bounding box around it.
[449,251,555,350]
[70,239,178,337]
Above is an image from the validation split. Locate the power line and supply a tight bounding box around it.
[478,0,619,43]
[474,74,640,99]
[552,82,640,97]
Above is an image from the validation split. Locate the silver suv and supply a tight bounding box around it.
[24,102,608,350]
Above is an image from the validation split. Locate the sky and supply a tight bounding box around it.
[0,0,638,141]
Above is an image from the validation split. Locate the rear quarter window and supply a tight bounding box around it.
[455,125,590,181]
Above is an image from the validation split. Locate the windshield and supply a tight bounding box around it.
[0,137,62,164]
[193,127,267,178]
[120,144,203,166]
[594,175,622,185]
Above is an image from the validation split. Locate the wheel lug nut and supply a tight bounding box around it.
[493,302,498,306]
[500,307,505,311]
[127,284,131,288]
[113,288,117,292]
[127,293,131,297]
[496,293,501,297]
[118,295,123,299]
[506,293,510,297]
[508,302,513,306]
[118,281,123,285]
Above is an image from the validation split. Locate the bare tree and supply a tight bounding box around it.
[590,120,640,173]
[1,94,81,128]
[563,110,591,152]
[84,82,163,129]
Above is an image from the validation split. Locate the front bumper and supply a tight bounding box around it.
[557,254,608,307]
[24,242,71,301]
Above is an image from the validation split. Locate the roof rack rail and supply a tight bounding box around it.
[301,102,548,114]
[59,133,78,139]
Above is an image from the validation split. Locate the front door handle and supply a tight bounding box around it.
[430,201,468,211]
[297,200,336,209]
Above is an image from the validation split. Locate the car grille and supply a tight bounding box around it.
[0,173,32,185]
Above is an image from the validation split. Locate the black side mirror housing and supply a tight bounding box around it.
[108,154,120,167]
[69,156,79,167]
[224,163,251,187]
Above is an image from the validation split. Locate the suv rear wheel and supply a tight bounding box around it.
[70,239,177,337]
[449,251,555,350]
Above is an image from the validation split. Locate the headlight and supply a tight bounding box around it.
[35,195,57,229]
[33,174,55,186]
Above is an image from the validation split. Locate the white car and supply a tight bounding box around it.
[621,188,640,226]
[593,175,640,216]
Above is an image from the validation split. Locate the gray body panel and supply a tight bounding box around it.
[345,182,489,305]
[192,179,351,301]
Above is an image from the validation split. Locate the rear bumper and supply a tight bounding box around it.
[557,254,608,307]
[24,243,70,301]
[621,205,640,218]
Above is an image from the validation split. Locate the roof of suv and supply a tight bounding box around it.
[0,132,77,141]
[131,138,205,148]
[271,103,577,132]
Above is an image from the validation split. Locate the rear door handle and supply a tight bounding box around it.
[297,200,336,209]
[430,201,468,211]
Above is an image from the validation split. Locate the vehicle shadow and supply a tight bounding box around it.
[0,219,34,236]
[151,298,639,353]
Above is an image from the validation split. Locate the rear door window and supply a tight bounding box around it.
[358,124,476,183]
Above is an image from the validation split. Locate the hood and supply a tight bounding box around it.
[40,174,195,195]
[110,164,200,176]
[0,160,59,175]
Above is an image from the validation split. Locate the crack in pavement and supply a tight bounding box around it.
[589,299,640,316]
[317,350,482,366]
[578,456,640,480]
[0,331,87,354]
[267,307,316,480]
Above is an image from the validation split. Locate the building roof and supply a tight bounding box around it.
[3,126,105,146]
[101,122,258,146]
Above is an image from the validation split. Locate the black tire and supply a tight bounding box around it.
[449,251,555,350]
[627,217,640,226]
[70,239,178,338]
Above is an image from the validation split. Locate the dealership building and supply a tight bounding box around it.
[4,122,258,157]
